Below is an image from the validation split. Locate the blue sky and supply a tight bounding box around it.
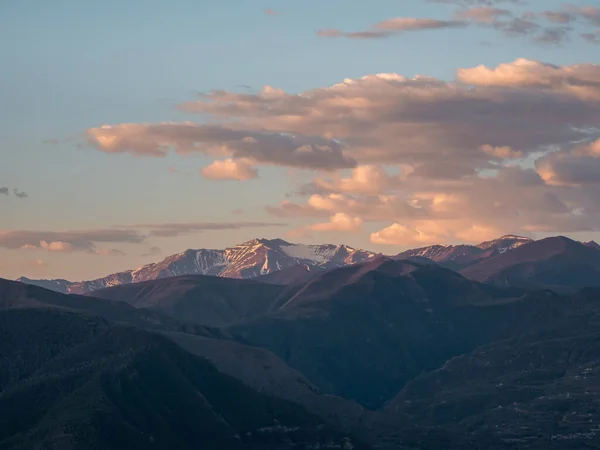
[2,0,600,280]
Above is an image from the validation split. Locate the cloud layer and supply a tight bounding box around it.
[1,187,28,199]
[87,123,356,171]
[317,3,600,45]
[3,222,287,254]
[82,58,600,247]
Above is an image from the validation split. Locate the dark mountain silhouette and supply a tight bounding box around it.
[384,287,600,448]
[254,264,325,285]
[87,274,285,327]
[0,278,366,433]
[0,308,367,450]
[461,236,600,293]
[0,277,202,334]
[227,258,522,408]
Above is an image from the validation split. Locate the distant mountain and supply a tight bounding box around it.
[15,276,73,294]
[0,308,367,450]
[18,238,378,294]
[395,235,533,270]
[584,240,600,250]
[460,236,600,293]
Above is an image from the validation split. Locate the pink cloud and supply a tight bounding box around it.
[201,159,258,180]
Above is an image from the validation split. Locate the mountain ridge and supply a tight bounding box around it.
[17,238,378,294]
[16,234,600,295]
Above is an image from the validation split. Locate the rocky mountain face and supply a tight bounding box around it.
[17,238,378,294]
[395,234,533,270]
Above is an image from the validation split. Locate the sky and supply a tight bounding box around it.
[2,0,600,281]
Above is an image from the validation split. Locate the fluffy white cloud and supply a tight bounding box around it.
[308,213,363,233]
[312,165,400,195]
[201,159,258,180]
[40,240,75,252]
[457,59,600,100]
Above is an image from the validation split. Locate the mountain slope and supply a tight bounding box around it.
[0,309,367,450]
[460,236,600,293]
[18,238,377,294]
[0,277,202,334]
[395,235,533,270]
[88,274,285,327]
[384,288,600,448]
[1,277,369,431]
[227,258,521,408]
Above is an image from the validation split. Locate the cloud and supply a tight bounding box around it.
[40,240,75,252]
[33,259,46,267]
[268,160,600,246]
[370,223,446,246]
[317,2,582,45]
[533,27,571,45]
[290,213,363,237]
[13,189,28,199]
[491,15,540,38]
[370,221,501,246]
[455,6,511,23]
[201,158,258,180]
[182,59,600,174]
[141,246,162,257]
[139,221,287,237]
[317,17,467,39]
[87,123,356,171]
[0,229,144,253]
[83,58,600,245]
[4,221,288,254]
[0,187,28,198]
[429,0,522,4]
[267,192,426,223]
[264,8,278,16]
[541,11,574,24]
[535,139,600,186]
[480,144,523,160]
[566,6,600,27]
[310,165,401,195]
[582,31,600,45]
[456,58,600,99]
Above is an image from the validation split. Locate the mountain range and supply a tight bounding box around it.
[6,235,600,448]
[17,238,378,294]
[17,234,581,295]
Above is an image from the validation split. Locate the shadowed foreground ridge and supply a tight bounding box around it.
[0,308,367,450]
